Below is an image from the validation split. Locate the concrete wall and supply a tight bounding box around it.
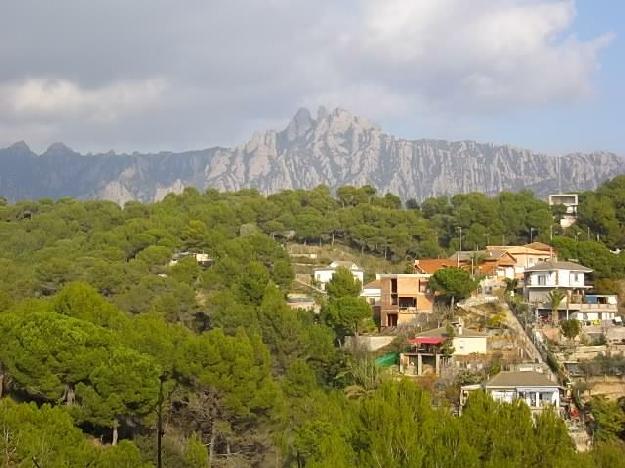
[344,335,395,352]
[453,336,487,355]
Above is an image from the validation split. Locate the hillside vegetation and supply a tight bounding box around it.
[1,180,625,465]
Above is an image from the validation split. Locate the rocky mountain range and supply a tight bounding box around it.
[0,107,623,204]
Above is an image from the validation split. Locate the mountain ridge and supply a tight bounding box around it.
[0,107,623,203]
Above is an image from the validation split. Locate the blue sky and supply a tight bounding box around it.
[0,0,623,155]
[386,1,625,154]
[478,1,625,153]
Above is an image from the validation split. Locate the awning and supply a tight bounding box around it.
[409,337,444,345]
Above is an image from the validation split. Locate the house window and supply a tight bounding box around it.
[537,275,546,285]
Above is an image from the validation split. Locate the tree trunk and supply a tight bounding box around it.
[0,371,4,399]
[112,420,119,446]
[208,423,216,467]
[64,384,75,405]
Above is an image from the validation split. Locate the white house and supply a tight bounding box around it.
[549,194,578,228]
[400,321,487,376]
[360,279,381,305]
[313,261,364,290]
[524,260,594,321]
[484,370,561,412]
[414,321,488,356]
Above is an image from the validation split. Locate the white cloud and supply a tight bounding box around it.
[334,0,613,111]
[0,0,614,151]
[0,78,167,123]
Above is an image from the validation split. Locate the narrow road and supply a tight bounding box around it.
[459,297,555,382]
[500,302,556,382]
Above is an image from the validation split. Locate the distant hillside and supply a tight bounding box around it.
[1,107,623,203]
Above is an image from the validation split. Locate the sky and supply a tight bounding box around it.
[0,0,623,155]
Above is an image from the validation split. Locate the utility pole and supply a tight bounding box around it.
[550,224,553,241]
[157,373,168,468]
[457,227,462,267]
[530,227,536,243]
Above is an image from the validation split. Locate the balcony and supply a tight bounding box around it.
[536,294,618,311]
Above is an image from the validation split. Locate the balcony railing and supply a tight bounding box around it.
[536,302,617,311]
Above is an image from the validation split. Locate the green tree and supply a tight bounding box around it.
[51,281,129,330]
[74,347,160,445]
[428,267,479,308]
[0,310,113,403]
[323,296,372,340]
[560,319,582,345]
[176,328,277,465]
[326,267,362,299]
[590,396,625,443]
[0,399,149,467]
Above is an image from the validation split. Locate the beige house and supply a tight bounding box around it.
[486,245,553,276]
[376,274,434,328]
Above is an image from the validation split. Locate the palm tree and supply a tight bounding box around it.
[504,278,518,297]
[547,289,566,324]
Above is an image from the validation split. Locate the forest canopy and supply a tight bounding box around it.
[1,179,625,465]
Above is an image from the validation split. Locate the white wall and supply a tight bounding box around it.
[453,336,487,355]
[571,311,616,321]
[314,268,364,289]
[361,287,381,305]
[489,388,559,408]
[527,269,585,288]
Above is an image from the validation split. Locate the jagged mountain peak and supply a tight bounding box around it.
[319,107,380,132]
[5,141,32,154]
[284,107,314,141]
[43,142,74,156]
[0,108,623,204]
[281,106,381,140]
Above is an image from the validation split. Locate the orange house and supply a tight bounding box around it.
[376,274,434,328]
